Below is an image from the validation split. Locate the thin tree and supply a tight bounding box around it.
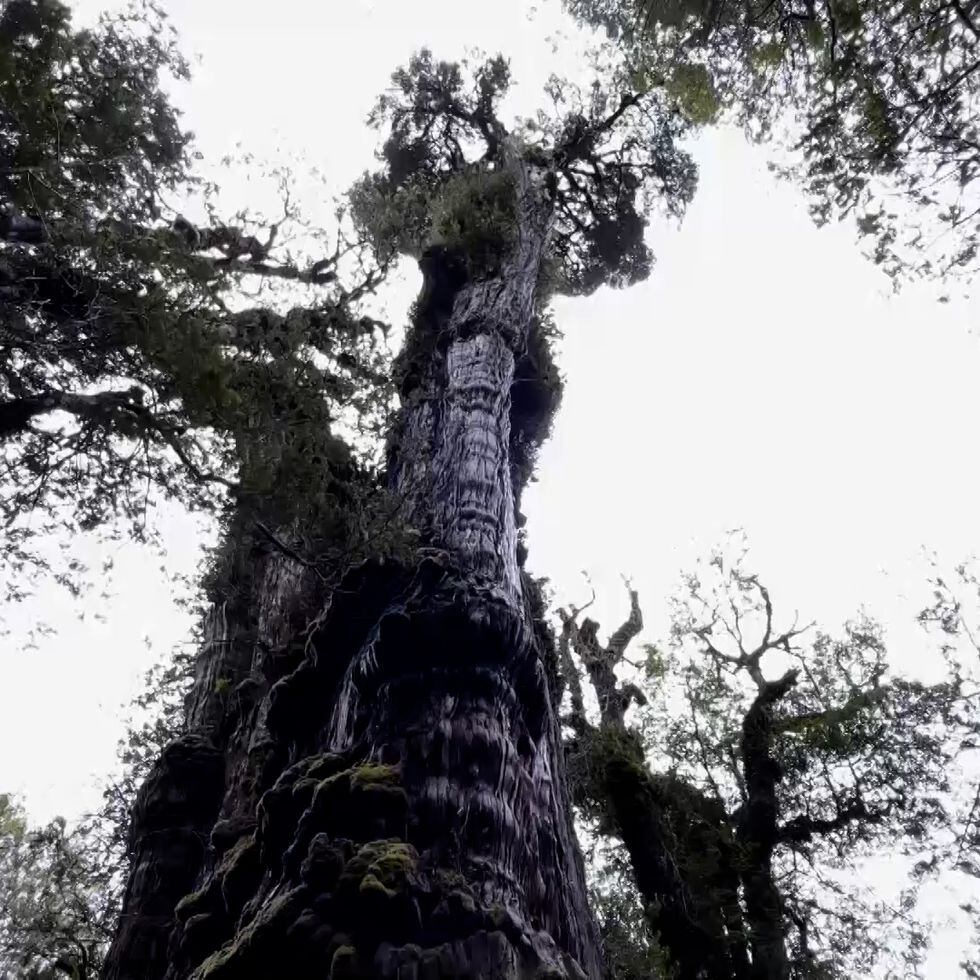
[0,794,114,979]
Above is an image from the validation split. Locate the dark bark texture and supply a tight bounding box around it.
[105,152,602,979]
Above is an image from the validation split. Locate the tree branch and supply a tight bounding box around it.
[0,386,238,491]
[778,798,886,845]
[606,583,643,664]
[0,210,342,286]
[952,0,980,40]
[773,685,889,734]
[557,609,590,735]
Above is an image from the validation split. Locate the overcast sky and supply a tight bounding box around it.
[4,0,980,972]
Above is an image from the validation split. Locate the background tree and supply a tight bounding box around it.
[567,0,980,286]
[0,794,115,979]
[585,836,674,979]
[917,557,980,976]
[561,543,972,978]
[0,0,392,605]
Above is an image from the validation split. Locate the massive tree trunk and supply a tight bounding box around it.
[105,154,602,979]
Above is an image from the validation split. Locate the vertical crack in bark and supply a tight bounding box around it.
[435,333,520,600]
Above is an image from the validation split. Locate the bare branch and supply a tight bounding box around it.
[606,584,643,665]
[779,799,887,846]
[557,610,590,734]
[253,521,327,581]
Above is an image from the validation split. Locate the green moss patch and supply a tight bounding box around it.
[340,838,418,895]
[310,763,408,841]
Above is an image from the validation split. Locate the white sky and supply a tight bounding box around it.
[4,0,980,972]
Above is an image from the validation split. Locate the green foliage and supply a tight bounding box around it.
[0,796,27,839]
[349,48,517,269]
[663,62,720,124]
[916,558,980,974]
[0,0,190,227]
[350,165,518,277]
[351,47,696,297]
[0,795,115,977]
[348,171,432,262]
[540,72,696,293]
[642,642,667,680]
[0,1,395,609]
[428,169,518,275]
[569,0,980,284]
[597,903,675,979]
[0,0,199,596]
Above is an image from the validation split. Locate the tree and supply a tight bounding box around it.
[567,0,980,285]
[560,546,972,978]
[0,0,391,604]
[917,558,980,977]
[101,40,699,979]
[585,837,673,980]
[0,794,115,978]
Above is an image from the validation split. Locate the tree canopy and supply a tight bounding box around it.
[567,0,980,285]
[348,47,697,295]
[0,793,114,979]
[0,0,396,604]
[560,543,979,977]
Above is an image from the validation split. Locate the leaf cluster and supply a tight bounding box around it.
[569,0,980,284]
[0,794,116,978]
[350,47,697,296]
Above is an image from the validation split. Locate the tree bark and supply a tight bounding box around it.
[102,536,321,980]
[105,152,602,979]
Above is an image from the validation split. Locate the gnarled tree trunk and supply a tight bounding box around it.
[105,153,602,979]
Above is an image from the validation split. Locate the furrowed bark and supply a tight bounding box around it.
[106,150,602,979]
[103,538,323,980]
